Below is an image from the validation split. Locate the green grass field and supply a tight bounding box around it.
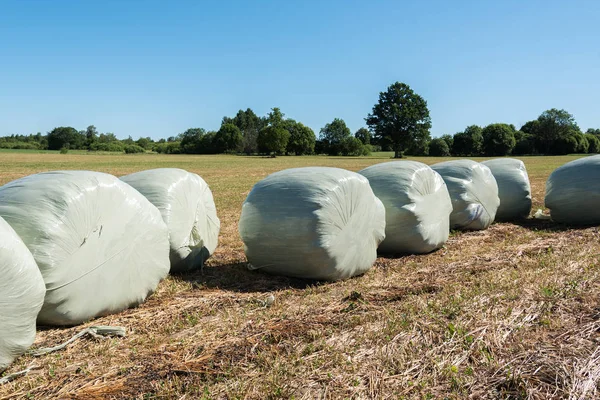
[1,153,598,399]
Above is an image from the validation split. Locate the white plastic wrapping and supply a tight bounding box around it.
[121,168,220,272]
[239,167,386,281]
[545,155,600,225]
[0,171,170,326]
[358,161,452,254]
[431,160,499,230]
[482,158,532,220]
[0,217,45,371]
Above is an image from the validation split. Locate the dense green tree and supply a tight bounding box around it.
[404,136,429,156]
[513,131,536,155]
[440,134,453,152]
[213,124,242,153]
[340,136,367,156]
[354,127,371,145]
[429,138,451,156]
[136,137,153,149]
[47,126,83,150]
[366,82,431,158]
[586,128,600,136]
[452,125,483,156]
[534,109,581,154]
[84,125,98,148]
[284,119,315,155]
[229,108,265,154]
[257,126,290,156]
[319,118,352,156]
[585,134,600,153]
[575,133,589,153]
[266,107,285,127]
[482,123,516,156]
[180,128,206,154]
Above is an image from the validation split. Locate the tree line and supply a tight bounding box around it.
[1,82,597,157]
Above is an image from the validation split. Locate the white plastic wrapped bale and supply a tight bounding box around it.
[358,161,452,254]
[431,160,500,230]
[545,155,600,225]
[121,168,220,273]
[0,217,45,371]
[239,167,386,281]
[482,158,532,220]
[0,171,170,326]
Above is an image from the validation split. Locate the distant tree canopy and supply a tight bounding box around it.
[481,123,516,156]
[366,82,431,158]
[354,127,371,145]
[428,138,450,157]
[47,126,83,150]
[452,125,483,156]
[284,119,315,155]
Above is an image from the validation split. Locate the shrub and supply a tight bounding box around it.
[124,145,146,154]
[429,138,451,157]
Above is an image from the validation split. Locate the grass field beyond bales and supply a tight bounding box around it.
[1,153,599,399]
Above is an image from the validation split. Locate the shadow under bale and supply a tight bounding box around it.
[173,262,323,293]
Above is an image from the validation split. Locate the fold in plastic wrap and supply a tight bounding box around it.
[239,167,386,281]
[431,160,499,230]
[359,161,452,254]
[0,171,170,326]
[545,155,600,225]
[482,158,532,220]
[121,168,220,272]
[0,217,45,371]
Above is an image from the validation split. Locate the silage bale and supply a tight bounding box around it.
[482,158,532,220]
[0,171,170,326]
[358,161,452,254]
[431,160,499,230]
[545,155,600,225]
[121,168,220,273]
[0,217,45,371]
[239,167,386,281]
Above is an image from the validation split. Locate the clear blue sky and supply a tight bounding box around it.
[1,0,598,140]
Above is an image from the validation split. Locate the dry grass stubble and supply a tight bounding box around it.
[0,153,599,399]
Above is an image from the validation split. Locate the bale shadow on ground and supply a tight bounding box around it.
[173,262,322,293]
[510,218,595,233]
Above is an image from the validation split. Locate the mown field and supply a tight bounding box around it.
[1,152,598,400]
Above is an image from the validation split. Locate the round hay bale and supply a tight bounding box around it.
[0,217,45,371]
[0,171,170,326]
[482,158,532,220]
[359,161,451,254]
[239,167,386,281]
[431,160,499,230]
[121,168,220,272]
[545,155,600,225]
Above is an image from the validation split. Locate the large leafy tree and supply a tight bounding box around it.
[213,123,242,153]
[452,125,483,156]
[180,128,206,154]
[481,123,516,156]
[354,127,371,145]
[230,108,265,154]
[284,119,315,155]
[257,126,290,156]
[535,109,580,154]
[366,82,431,158]
[429,138,451,157]
[47,126,83,150]
[587,128,600,136]
[319,118,352,156]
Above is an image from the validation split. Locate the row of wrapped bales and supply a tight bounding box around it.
[0,217,45,372]
[545,155,600,225]
[0,168,220,370]
[0,171,172,326]
[239,167,386,281]
[239,159,534,281]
